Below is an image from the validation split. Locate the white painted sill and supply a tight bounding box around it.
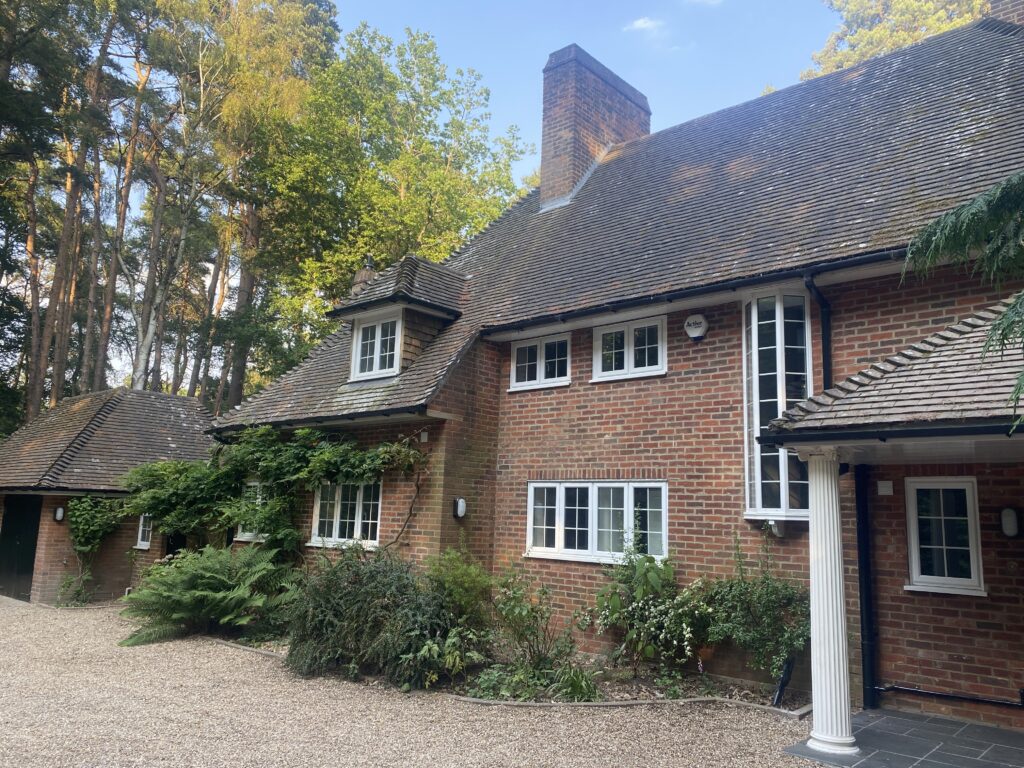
[744,509,810,523]
[305,539,379,551]
[234,534,268,544]
[133,543,151,551]
[903,583,987,598]
[523,549,666,565]
[347,371,398,384]
[507,380,571,394]
[589,370,667,384]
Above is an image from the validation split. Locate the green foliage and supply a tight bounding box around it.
[467,660,599,703]
[286,548,488,689]
[424,546,494,630]
[59,496,124,604]
[804,0,987,79]
[492,571,575,671]
[122,427,427,550]
[907,169,1024,406]
[120,546,297,646]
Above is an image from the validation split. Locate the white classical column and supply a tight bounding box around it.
[806,447,859,756]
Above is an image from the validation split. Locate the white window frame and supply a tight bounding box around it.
[742,291,814,521]
[905,477,985,597]
[524,481,668,564]
[235,480,268,543]
[135,514,152,550]
[349,312,403,381]
[307,480,383,548]
[591,315,668,382]
[509,333,572,391]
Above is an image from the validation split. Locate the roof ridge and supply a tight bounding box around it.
[39,388,127,487]
[772,295,1016,428]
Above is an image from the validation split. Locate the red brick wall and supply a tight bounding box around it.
[863,463,1024,729]
[991,0,1024,24]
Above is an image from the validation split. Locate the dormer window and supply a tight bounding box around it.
[350,313,403,381]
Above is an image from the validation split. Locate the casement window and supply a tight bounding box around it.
[350,314,402,381]
[743,293,812,520]
[135,514,153,550]
[235,480,268,543]
[525,481,668,563]
[309,481,382,547]
[905,478,985,596]
[591,316,667,381]
[509,333,571,390]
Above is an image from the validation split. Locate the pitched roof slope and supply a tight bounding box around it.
[330,256,467,318]
[216,19,1024,431]
[770,299,1023,434]
[0,389,213,492]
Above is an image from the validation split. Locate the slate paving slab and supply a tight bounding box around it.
[787,710,1024,768]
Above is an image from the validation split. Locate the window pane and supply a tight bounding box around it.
[139,515,152,544]
[597,486,625,553]
[563,486,589,551]
[378,321,397,371]
[945,548,972,579]
[920,546,945,577]
[633,486,665,556]
[544,339,568,380]
[515,344,538,383]
[916,488,940,517]
[360,483,381,541]
[358,325,376,374]
[338,484,359,540]
[633,324,660,369]
[761,481,782,509]
[532,487,557,548]
[601,331,625,372]
[317,483,338,538]
[758,347,777,374]
[942,488,968,518]
[782,296,805,322]
[918,517,942,547]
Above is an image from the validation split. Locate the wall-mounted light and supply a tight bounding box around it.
[767,520,786,538]
[54,506,65,523]
[684,314,709,342]
[1001,507,1019,538]
[452,497,467,520]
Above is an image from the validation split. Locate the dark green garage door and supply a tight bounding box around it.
[0,496,42,601]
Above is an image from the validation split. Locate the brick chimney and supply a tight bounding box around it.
[989,0,1024,24]
[350,255,378,297]
[539,44,650,210]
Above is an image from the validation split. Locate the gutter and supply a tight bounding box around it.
[481,246,906,336]
[326,293,461,320]
[209,404,431,439]
[759,422,1019,447]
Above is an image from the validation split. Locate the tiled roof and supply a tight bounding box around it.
[215,19,1024,431]
[769,299,1023,435]
[329,256,467,319]
[0,389,213,492]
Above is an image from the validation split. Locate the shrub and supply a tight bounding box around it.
[120,546,297,646]
[492,571,574,670]
[424,546,493,630]
[286,548,488,689]
[60,496,124,604]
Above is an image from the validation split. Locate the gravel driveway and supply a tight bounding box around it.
[0,597,816,768]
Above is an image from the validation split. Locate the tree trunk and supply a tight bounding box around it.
[149,304,166,392]
[130,159,167,388]
[23,160,41,421]
[226,202,259,408]
[79,143,103,393]
[94,60,150,391]
[50,199,84,407]
[188,228,228,399]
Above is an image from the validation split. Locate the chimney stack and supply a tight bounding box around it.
[350,255,377,297]
[539,44,650,211]
[988,0,1024,24]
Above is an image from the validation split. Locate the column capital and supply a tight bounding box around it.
[798,445,840,462]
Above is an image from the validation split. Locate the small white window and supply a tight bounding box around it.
[350,314,402,381]
[525,481,667,564]
[743,293,813,520]
[135,514,153,550]
[591,316,667,382]
[510,333,571,390]
[308,481,382,547]
[905,477,985,596]
[235,481,268,543]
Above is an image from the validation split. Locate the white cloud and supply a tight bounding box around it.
[622,17,667,33]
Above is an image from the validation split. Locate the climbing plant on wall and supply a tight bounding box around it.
[61,496,125,604]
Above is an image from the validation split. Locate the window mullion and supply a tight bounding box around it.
[775,294,790,513]
[333,485,342,540]
[555,487,565,553]
[588,483,597,555]
[748,302,762,510]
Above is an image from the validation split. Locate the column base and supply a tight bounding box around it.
[807,732,860,756]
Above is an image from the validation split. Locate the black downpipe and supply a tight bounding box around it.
[854,465,879,710]
[772,657,796,707]
[877,685,1024,710]
[804,274,832,389]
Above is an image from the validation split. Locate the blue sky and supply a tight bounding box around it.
[332,1,842,181]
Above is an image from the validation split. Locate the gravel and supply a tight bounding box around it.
[0,597,817,768]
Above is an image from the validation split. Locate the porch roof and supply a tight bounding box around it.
[770,296,1024,450]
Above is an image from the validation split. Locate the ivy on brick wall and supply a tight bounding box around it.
[122,427,428,552]
[61,496,125,604]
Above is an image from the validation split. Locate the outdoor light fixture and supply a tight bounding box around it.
[54,506,65,523]
[684,314,709,342]
[452,497,467,519]
[767,520,786,538]
[1001,507,1020,538]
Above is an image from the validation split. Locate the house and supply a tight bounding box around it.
[213,0,1024,750]
[0,388,212,603]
